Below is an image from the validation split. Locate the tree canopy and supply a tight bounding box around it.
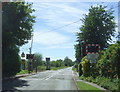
[2,2,35,48]
[2,2,35,77]
[64,57,73,66]
[77,4,116,50]
[51,59,64,67]
[33,53,43,67]
[74,4,116,62]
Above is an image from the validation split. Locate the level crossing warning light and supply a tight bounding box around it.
[26,54,34,59]
[86,44,100,63]
[86,44,100,54]
[21,52,25,57]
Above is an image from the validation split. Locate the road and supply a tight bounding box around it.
[2,67,78,91]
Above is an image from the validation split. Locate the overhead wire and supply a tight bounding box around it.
[20,20,80,52]
[35,19,80,36]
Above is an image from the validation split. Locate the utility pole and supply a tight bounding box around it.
[118,1,120,42]
[28,34,34,73]
[30,34,33,54]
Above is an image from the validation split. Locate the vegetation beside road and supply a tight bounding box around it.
[79,76,119,91]
[77,81,105,92]
[17,70,28,75]
[17,66,69,75]
[17,56,74,75]
[72,66,76,72]
[74,42,120,91]
[2,2,35,77]
[74,4,119,92]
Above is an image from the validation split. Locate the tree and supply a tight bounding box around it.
[77,4,116,50]
[74,43,81,62]
[75,32,91,63]
[64,57,73,66]
[33,53,43,73]
[2,2,35,77]
[51,59,64,67]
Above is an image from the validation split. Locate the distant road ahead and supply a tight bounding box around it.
[3,67,78,91]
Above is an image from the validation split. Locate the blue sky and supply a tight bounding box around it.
[20,0,119,61]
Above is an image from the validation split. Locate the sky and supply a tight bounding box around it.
[20,0,119,61]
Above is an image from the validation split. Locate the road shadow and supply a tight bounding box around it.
[2,78,29,91]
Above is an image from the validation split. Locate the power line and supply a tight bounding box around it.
[35,20,80,36]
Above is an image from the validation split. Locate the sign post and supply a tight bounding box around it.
[21,52,25,70]
[21,52,25,58]
[46,57,51,70]
[21,59,26,70]
[86,44,100,76]
[26,54,34,73]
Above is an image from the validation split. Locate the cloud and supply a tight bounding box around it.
[32,2,89,33]
[44,42,75,49]
[33,31,70,46]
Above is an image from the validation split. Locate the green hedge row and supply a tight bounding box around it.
[73,42,120,91]
[79,76,119,92]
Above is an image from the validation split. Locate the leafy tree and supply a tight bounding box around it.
[56,59,64,67]
[33,53,43,73]
[74,43,81,62]
[74,40,86,63]
[77,4,116,50]
[2,2,35,77]
[51,59,64,67]
[64,57,73,66]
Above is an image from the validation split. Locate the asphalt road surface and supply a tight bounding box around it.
[2,67,78,91]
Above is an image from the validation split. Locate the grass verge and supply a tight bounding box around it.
[77,81,105,92]
[72,66,76,72]
[17,70,28,75]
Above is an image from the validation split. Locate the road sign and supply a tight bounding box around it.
[87,53,99,63]
[86,44,100,63]
[21,52,25,57]
[46,57,50,70]
[46,58,50,62]
[26,54,34,59]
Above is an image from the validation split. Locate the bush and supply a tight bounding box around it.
[81,56,91,77]
[79,75,119,91]
[2,47,21,77]
[37,66,46,71]
[96,42,120,78]
[74,63,78,72]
